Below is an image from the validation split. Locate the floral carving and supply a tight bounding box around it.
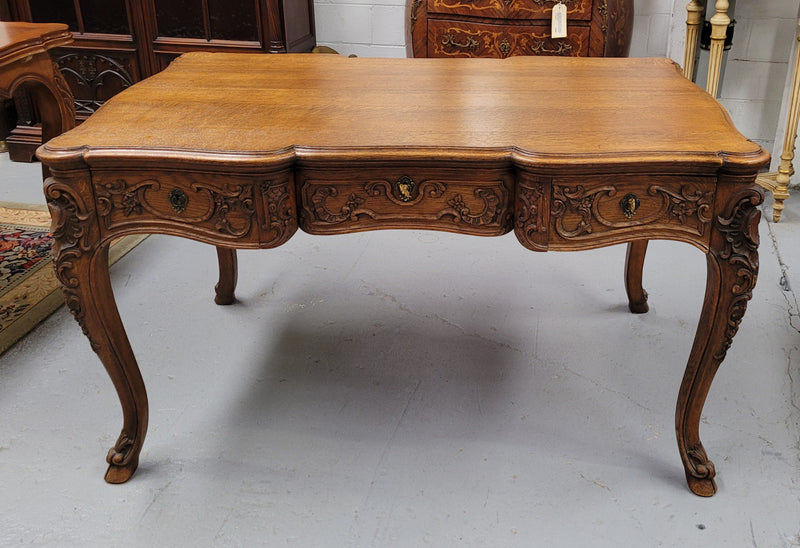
[260,180,297,245]
[713,189,762,361]
[445,189,501,226]
[311,187,366,223]
[95,178,257,238]
[44,180,99,351]
[552,184,611,237]
[305,178,508,232]
[205,184,256,236]
[551,183,714,239]
[516,183,547,236]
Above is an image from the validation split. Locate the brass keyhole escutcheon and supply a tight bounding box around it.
[169,188,188,213]
[395,175,416,202]
[620,193,640,219]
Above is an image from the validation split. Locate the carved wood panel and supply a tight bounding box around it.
[299,169,514,236]
[93,172,262,244]
[548,175,715,248]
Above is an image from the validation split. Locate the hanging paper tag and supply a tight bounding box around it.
[552,2,567,39]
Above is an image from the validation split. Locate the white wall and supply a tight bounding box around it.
[314,0,798,173]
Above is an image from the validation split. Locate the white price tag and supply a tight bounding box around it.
[552,2,567,39]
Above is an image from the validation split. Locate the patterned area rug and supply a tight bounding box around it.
[0,202,146,354]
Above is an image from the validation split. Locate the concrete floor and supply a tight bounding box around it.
[0,152,798,547]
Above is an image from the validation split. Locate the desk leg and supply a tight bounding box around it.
[624,240,649,313]
[676,187,762,496]
[214,247,238,305]
[46,178,147,484]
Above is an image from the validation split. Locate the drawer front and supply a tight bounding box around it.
[428,20,590,58]
[299,169,514,236]
[428,0,593,21]
[93,171,297,247]
[546,175,716,248]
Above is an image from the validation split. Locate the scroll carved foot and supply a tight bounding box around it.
[624,240,649,313]
[684,444,717,497]
[214,247,238,305]
[676,186,762,496]
[105,433,141,484]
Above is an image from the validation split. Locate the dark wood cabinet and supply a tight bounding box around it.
[2,0,315,160]
[410,0,632,59]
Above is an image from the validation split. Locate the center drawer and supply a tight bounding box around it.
[298,168,514,236]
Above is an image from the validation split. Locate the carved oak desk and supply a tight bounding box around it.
[0,22,74,172]
[37,53,769,496]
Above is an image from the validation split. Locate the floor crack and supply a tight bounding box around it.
[765,214,800,335]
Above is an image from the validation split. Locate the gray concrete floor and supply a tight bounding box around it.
[0,152,798,547]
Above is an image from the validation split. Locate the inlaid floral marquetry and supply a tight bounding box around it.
[414,0,632,58]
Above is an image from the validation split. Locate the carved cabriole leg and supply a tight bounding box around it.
[705,0,729,97]
[214,247,238,305]
[45,175,148,484]
[676,184,762,496]
[624,240,649,313]
[683,0,704,80]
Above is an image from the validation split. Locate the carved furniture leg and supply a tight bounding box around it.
[624,240,649,313]
[683,0,704,80]
[676,187,762,496]
[214,247,238,305]
[705,0,729,97]
[46,179,148,484]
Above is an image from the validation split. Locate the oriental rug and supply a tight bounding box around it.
[0,202,146,354]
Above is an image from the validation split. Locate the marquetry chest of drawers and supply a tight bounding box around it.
[410,0,633,58]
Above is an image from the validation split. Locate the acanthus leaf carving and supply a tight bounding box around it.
[444,188,501,226]
[712,188,763,361]
[311,187,366,223]
[552,182,714,239]
[515,180,547,242]
[260,180,297,245]
[44,179,100,352]
[95,178,257,238]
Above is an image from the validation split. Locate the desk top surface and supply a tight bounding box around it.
[0,22,71,66]
[40,53,768,171]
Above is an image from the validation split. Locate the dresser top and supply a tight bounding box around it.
[39,53,768,171]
